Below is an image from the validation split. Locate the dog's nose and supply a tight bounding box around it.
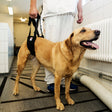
[94,30,100,36]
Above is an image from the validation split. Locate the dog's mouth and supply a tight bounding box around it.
[80,37,99,50]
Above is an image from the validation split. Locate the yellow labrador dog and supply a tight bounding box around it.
[13,27,100,110]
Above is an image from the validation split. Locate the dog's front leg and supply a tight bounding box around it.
[55,73,64,110]
[65,75,75,105]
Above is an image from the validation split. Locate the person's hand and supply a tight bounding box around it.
[29,7,39,18]
[77,11,83,24]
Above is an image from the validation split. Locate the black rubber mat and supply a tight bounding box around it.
[0,57,111,112]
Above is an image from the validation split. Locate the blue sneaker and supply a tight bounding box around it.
[47,83,78,93]
[69,83,78,91]
[61,83,78,91]
[47,83,54,93]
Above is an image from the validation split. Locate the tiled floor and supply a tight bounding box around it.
[0,57,111,112]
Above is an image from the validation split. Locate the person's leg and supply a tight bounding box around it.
[44,16,59,87]
[55,14,78,90]
[44,68,54,84]
[43,14,77,92]
[44,14,74,42]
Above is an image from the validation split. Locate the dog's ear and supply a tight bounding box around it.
[70,33,74,38]
[65,33,74,55]
[65,33,74,47]
[65,39,70,48]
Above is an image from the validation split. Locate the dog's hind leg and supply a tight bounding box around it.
[13,45,30,95]
[31,57,41,92]
[13,65,25,95]
[65,75,75,105]
[13,60,28,95]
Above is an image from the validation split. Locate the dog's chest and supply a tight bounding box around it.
[64,53,85,75]
[65,64,78,75]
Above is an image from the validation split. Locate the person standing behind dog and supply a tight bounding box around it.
[29,0,83,93]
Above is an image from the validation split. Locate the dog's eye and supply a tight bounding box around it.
[80,29,86,33]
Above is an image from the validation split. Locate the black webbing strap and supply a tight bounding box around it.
[28,14,40,37]
[28,14,44,38]
[27,14,44,56]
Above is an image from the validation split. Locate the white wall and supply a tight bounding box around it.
[0,13,13,34]
[14,23,29,46]
[0,13,14,73]
[0,23,14,73]
[74,0,112,75]
[14,22,35,46]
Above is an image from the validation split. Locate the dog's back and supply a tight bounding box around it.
[35,37,56,68]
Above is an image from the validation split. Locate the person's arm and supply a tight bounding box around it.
[77,0,83,24]
[29,0,39,18]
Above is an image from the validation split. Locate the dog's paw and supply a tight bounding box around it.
[56,102,65,110]
[13,89,19,96]
[67,98,75,105]
[34,86,41,92]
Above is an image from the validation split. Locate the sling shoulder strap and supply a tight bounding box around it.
[27,14,44,56]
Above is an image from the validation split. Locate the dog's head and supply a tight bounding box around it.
[70,27,100,50]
